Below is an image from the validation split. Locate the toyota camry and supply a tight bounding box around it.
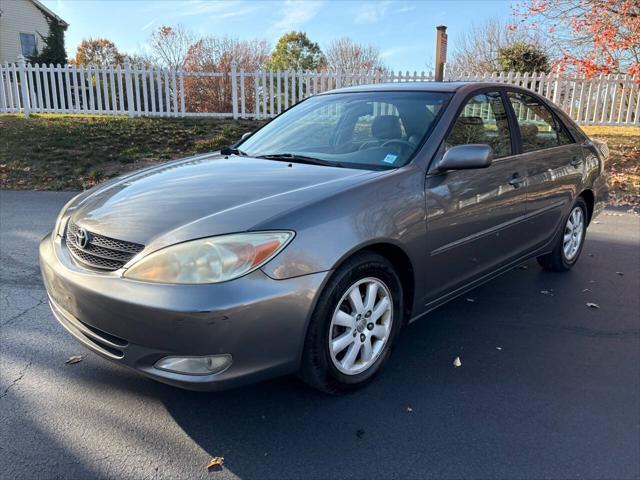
[39,82,608,393]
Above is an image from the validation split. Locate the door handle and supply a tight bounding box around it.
[570,156,583,167]
[509,173,525,187]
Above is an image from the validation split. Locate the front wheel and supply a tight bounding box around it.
[537,197,588,272]
[299,252,403,394]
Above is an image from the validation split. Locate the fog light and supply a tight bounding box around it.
[154,354,232,376]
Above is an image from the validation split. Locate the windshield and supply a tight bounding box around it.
[239,91,451,169]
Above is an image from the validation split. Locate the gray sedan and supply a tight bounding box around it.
[39,82,608,393]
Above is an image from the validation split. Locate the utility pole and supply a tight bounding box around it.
[435,25,448,81]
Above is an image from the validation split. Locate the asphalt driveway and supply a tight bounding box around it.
[1,190,638,479]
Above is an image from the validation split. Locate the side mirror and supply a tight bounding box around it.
[241,131,253,140]
[438,144,493,171]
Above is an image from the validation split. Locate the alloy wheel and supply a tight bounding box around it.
[563,206,585,261]
[328,277,393,375]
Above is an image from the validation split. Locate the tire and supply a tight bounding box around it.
[537,197,588,272]
[299,252,404,394]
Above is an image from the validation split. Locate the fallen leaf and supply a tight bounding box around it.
[453,356,462,368]
[616,271,624,276]
[586,302,600,309]
[65,355,84,365]
[406,406,413,413]
[206,457,224,470]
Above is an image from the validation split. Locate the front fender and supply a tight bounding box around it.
[258,166,427,281]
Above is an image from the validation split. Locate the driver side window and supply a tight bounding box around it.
[445,92,512,158]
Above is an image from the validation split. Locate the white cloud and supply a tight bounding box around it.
[215,6,259,20]
[395,4,416,14]
[178,0,246,17]
[271,0,323,32]
[355,1,390,24]
[380,46,408,59]
[354,1,415,24]
[140,18,156,31]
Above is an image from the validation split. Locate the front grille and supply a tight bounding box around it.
[65,221,144,271]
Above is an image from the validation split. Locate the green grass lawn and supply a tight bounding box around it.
[1,115,638,207]
[0,115,263,190]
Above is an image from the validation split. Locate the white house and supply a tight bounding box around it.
[0,0,68,63]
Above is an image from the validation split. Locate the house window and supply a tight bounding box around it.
[20,33,37,57]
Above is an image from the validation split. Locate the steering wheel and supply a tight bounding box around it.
[381,139,415,154]
[357,140,381,151]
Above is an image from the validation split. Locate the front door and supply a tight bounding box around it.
[424,90,528,304]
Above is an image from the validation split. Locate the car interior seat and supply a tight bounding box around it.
[371,115,403,142]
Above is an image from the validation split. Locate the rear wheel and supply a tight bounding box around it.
[299,252,403,394]
[537,197,588,272]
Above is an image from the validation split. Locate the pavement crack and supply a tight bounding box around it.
[0,360,32,400]
[0,295,47,328]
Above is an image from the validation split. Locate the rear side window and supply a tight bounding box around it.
[507,92,574,152]
[445,92,512,158]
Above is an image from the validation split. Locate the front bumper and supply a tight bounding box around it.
[39,232,328,391]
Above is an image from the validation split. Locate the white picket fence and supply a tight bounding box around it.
[1,57,639,125]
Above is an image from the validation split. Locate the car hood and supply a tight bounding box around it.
[70,152,379,249]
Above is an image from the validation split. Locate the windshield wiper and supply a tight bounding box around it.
[220,146,248,156]
[256,153,340,167]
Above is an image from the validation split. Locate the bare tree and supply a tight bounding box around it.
[447,18,550,73]
[182,37,270,113]
[148,25,194,69]
[124,52,157,67]
[183,37,270,72]
[325,37,387,72]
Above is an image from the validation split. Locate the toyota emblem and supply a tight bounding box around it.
[76,228,90,249]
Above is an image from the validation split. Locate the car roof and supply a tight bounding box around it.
[324,81,522,95]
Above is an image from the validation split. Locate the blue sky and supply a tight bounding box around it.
[42,0,514,71]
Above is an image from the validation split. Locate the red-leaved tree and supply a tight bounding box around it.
[182,37,270,113]
[513,0,639,77]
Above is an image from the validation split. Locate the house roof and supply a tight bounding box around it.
[30,0,69,27]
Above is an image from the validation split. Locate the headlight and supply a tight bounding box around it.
[123,231,294,284]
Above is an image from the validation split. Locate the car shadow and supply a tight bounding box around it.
[156,232,640,479]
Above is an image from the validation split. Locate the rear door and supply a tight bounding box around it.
[505,90,584,250]
[424,90,528,303]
